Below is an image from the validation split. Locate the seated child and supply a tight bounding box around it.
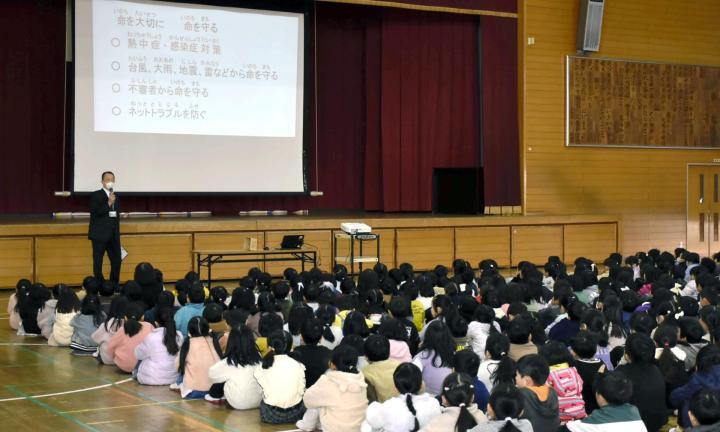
[106,302,153,372]
[453,349,490,412]
[687,389,720,432]
[421,372,487,432]
[37,284,59,339]
[362,362,442,432]
[8,279,31,330]
[294,318,332,388]
[134,308,183,385]
[541,340,586,423]
[299,345,369,432]
[565,371,646,432]
[515,354,561,432]
[363,334,401,403]
[48,286,81,347]
[174,283,206,337]
[507,318,538,362]
[468,383,533,432]
[174,316,222,399]
[412,321,455,396]
[207,324,263,409]
[379,318,412,363]
[571,331,603,413]
[254,330,307,424]
[91,296,129,364]
[70,295,106,355]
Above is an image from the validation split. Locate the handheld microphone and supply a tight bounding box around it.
[109,187,114,193]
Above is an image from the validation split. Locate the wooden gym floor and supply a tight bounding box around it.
[0,292,296,432]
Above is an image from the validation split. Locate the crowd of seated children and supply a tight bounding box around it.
[10,248,720,432]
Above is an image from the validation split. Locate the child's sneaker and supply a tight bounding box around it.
[204,394,224,405]
[168,382,180,392]
[295,419,316,431]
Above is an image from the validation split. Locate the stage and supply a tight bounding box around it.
[0,212,619,288]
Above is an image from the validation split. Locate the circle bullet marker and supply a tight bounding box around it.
[112,106,121,116]
[111,61,120,71]
[112,83,121,93]
[111,38,120,47]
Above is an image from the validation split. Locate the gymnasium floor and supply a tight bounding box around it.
[0,292,296,432]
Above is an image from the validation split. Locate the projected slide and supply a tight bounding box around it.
[92,0,298,137]
[73,0,306,193]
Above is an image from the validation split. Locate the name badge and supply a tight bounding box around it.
[109,211,117,218]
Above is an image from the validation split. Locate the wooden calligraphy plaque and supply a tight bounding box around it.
[566,56,720,149]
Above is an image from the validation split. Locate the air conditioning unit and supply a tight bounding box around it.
[577,0,604,52]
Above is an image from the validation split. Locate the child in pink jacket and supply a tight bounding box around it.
[174,316,222,398]
[106,303,153,373]
[298,345,369,432]
[542,341,586,423]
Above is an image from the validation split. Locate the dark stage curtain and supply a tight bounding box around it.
[364,8,481,211]
[481,15,521,206]
[0,1,519,214]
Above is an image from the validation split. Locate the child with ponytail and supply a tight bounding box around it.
[134,308,183,385]
[362,362,442,432]
[421,372,487,432]
[106,302,153,372]
[470,384,533,432]
[254,329,307,424]
[174,316,222,398]
[298,345,369,432]
[479,333,516,393]
[653,324,691,405]
[91,295,128,363]
[317,304,344,350]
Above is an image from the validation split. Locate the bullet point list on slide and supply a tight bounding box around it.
[111,61,120,71]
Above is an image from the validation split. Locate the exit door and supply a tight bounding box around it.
[687,165,720,256]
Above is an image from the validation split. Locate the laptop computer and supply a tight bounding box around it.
[280,234,304,249]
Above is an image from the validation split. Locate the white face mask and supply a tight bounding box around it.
[105,181,115,190]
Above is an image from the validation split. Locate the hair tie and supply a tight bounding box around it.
[469,384,474,389]
[459,403,466,408]
[500,352,506,356]
[664,342,670,348]
[504,418,513,422]
[675,311,685,320]
[443,386,450,391]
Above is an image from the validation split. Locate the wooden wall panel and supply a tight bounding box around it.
[563,223,618,263]
[121,235,192,282]
[0,238,33,288]
[263,230,332,274]
[455,227,511,267]
[333,229,396,271]
[511,225,563,265]
[396,228,454,271]
[523,0,720,254]
[36,234,192,286]
[193,232,265,280]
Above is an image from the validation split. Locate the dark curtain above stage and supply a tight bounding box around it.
[0,0,519,214]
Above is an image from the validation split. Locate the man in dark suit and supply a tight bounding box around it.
[88,171,121,286]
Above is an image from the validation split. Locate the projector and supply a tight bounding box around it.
[341,222,372,234]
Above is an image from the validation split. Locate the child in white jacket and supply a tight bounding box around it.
[48,287,81,347]
[362,362,442,432]
[466,305,499,360]
[207,324,263,409]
